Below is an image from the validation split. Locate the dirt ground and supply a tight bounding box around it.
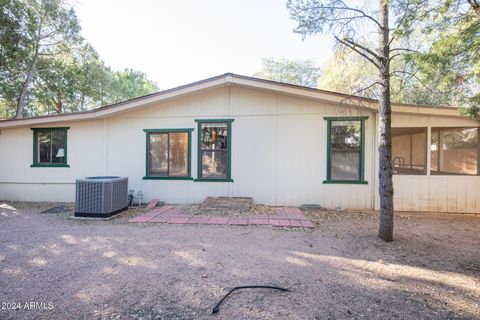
[184,204,275,217]
[0,202,479,320]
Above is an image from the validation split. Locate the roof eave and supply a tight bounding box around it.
[0,75,229,129]
[0,73,472,129]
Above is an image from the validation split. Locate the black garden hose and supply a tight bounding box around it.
[212,285,290,314]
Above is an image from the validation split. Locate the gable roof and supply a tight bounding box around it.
[0,73,471,129]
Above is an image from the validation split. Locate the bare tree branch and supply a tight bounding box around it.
[391,70,454,98]
[389,53,402,61]
[335,36,381,69]
[389,48,418,61]
[351,81,381,96]
[291,2,382,28]
[40,29,58,40]
[390,48,418,53]
[343,38,381,60]
[328,1,382,28]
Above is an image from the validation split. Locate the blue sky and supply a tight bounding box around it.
[74,0,334,89]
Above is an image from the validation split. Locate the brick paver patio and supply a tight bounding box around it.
[129,206,314,228]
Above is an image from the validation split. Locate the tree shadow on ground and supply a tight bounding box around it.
[0,205,479,319]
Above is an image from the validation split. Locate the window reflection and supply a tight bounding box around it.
[330,120,362,181]
[36,129,66,164]
[149,132,189,177]
[200,123,229,179]
[431,127,479,175]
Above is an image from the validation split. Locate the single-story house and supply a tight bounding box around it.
[0,73,479,213]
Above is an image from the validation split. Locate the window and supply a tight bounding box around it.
[324,117,367,184]
[144,129,193,179]
[392,127,427,175]
[31,127,69,167]
[431,127,479,175]
[195,119,234,182]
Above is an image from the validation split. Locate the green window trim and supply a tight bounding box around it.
[143,128,194,180]
[31,127,70,168]
[324,116,368,184]
[31,164,70,168]
[195,119,234,182]
[322,180,368,184]
[193,178,234,183]
[323,116,369,121]
[144,176,194,181]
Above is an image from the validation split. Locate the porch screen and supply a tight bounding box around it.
[431,127,479,175]
[148,131,189,177]
[392,127,426,175]
[329,120,362,181]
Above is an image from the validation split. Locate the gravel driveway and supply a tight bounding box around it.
[0,203,479,320]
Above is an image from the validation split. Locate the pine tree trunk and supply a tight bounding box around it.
[79,94,86,111]
[377,1,394,242]
[53,97,62,114]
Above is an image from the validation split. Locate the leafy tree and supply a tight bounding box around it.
[319,45,454,106]
[0,0,33,118]
[15,0,82,118]
[398,0,480,118]
[319,48,377,98]
[34,43,112,114]
[74,43,111,111]
[104,69,158,105]
[254,57,320,88]
[34,43,81,114]
[0,0,158,119]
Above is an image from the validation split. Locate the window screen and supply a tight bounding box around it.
[431,127,479,175]
[392,127,426,175]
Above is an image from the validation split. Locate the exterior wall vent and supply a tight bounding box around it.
[75,176,128,218]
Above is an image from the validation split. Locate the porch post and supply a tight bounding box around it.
[477,129,480,175]
[426,127,431,176]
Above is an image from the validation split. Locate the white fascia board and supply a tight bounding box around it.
[0,74,475,129]
[0,76,228,129]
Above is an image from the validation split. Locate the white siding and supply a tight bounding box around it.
[0,120,105,201]
[1,84,478,212]
[0,86,374,208]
